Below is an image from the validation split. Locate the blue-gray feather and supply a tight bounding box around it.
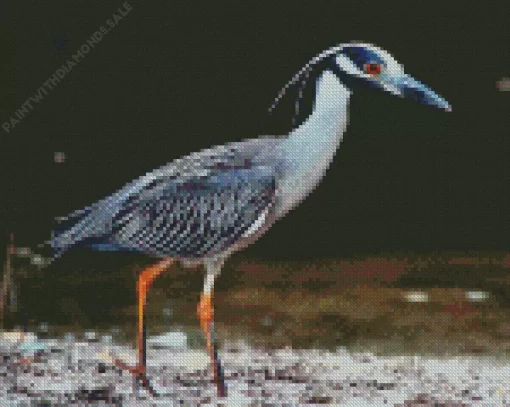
[50,137,284,259]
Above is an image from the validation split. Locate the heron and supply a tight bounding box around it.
[45,42,451,398]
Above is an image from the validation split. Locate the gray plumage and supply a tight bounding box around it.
[48,42,451,265]
[44,43,452,399]
[50,137,285,259]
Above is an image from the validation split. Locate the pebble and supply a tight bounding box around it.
[0,332,509,405]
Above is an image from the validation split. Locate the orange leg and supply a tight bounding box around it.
[198,293,226,397]
[112,257,174,397]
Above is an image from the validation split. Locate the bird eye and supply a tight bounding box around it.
[364,63,382,75]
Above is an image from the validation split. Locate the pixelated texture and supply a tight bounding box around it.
[49,138,282,259]
[5,253,510,404]
[1,336,510,405]
[5,41,457,402]
[49,42,450,264]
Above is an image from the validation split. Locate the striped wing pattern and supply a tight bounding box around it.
[107,167,276,257]
[50,138,282,259]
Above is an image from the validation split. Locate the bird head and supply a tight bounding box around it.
[269,42,451,117]
[335,43,451,110]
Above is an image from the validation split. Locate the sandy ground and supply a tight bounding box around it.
[1,332,510,406]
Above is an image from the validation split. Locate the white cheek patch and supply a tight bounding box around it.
[335,54,367,78]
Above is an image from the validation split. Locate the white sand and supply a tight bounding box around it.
[1,334,509,406]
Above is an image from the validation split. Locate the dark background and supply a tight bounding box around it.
[1,1,509,265]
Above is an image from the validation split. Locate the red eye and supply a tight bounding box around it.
[365,63,381,75]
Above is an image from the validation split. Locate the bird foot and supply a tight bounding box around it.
[108,354,158,397]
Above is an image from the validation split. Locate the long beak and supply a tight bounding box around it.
[395,74,451,111]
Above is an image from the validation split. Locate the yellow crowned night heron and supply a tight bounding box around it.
[46,42,451,398]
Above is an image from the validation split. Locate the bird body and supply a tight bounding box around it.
[50,71,350,265]
[45,42,451,397]
[51,136,282,262]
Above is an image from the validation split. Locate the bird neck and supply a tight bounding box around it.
[283,69,350,158]
[276,70,351,215]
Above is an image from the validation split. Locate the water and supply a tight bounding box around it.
[3,252,510,357]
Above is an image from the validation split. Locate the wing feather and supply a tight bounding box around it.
[49,137,282,258]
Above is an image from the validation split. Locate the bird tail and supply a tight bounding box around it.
[43,203,106,260]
